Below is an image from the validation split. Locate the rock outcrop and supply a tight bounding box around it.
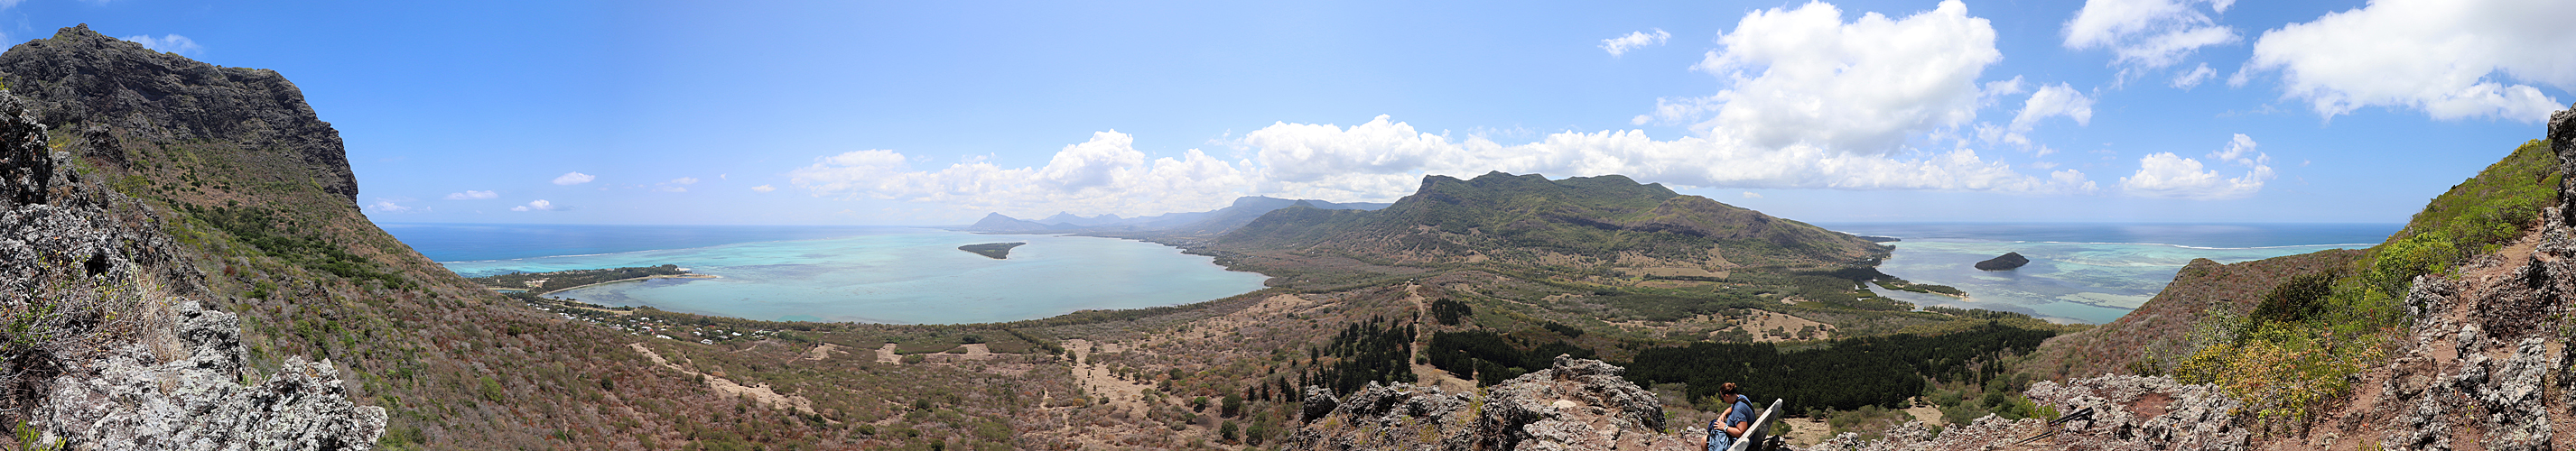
[1973,252,2029,271]
[0,83,384,449]
[0,24,359,204]
[38,301,387,450]
[1289,355,1692,451]
[1807,375,2247,451]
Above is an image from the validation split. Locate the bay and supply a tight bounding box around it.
[395,225,1272,325]
[1816,223,2401,324]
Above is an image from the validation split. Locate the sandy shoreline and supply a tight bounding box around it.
[538,273,722,296]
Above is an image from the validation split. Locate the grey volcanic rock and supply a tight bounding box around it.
[1813,375,2247,451]
[0,24,358,204]
[1974,252,2030,271]
[1288,356,1689,451]
[0,86,384,449]
[38,301,386,450]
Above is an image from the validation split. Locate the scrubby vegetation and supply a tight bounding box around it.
[1623,321,2056,411]
[2168,139,2558,431]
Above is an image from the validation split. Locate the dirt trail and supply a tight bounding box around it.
[1398,283,1478,391]
[1065,339,1154,417]
[628,343,815,414]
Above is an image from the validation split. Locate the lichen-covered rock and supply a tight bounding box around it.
[1806,375,2245,451]
[1287,356,1691,451]
[36,300,386,450]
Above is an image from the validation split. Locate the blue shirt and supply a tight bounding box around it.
[1724,399,1755,435]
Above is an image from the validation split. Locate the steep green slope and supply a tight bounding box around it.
[2012,137,2564,432]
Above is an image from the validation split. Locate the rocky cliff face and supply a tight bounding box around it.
[0,79,382,448]
[0,24,358,205]
[1289,356,1692,451]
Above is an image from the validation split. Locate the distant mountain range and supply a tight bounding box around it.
[963,196,1390,235]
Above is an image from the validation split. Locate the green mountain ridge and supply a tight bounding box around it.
[1220,170,1886,272]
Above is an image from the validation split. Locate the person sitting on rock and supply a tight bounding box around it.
[1702,382,1754,451]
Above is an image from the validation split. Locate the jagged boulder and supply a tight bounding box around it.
[35,300,386,450]
[1288,356,1690,451]
[1809,375,2246,451]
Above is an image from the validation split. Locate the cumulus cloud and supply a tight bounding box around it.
[366,198,418,213]
[442,189,498,200]
[510,199,561,212]
[750,184,777,193]
[795,118,2100,218]
[1688,0,2001,153]
[790,132,1255,217]
[2246,0,2576,122]
[1982,83,2096,147]
[2171,62,2217,89]
[121,34,202,55]
[786,1,2133,217]
[2061,0,2237,69]
[2119,133,2272,199]
[1599,29,1670,57]
[1741,192,1763,198]
[552,171,596,185]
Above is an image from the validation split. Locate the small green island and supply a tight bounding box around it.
[957,242,1027,259]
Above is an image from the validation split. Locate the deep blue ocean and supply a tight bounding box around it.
[384,222,2404,325]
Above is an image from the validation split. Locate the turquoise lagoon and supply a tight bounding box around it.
[423,228,1271,324]
[1820,223,2399,324]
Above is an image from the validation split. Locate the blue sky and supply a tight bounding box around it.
[12,0,2572,225]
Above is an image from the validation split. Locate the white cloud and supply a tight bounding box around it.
[2171,62,2217,89]
[1741,191,1763,198]
[1600,29,1670,57]
[786,2,2121,217]
[2119,133,2273,199]
[1688,0,2001,153]
[2246,0,2576,122]
[790,132,1255,218]
[2061,0,2237,69]
[510,199,561,212]
[750,184,777,193]
[121,34,203,55]
[366,198,418,213]
[1632,96,1723,126]
[1998,83,2095,147]
[653,177,698,192]
[552,171,596,185]
[442,189,498,200]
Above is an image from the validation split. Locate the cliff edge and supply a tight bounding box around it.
[0,86,383,448]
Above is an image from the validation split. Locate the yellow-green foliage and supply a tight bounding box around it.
[2176,139,2556,434]
[2173,319,2388,429]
